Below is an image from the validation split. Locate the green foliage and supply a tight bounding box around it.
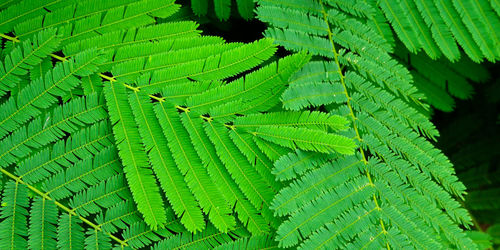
[375,0,500,62]
[0,181,29,249]
[256,0,479,248]
[0,0,496,249]
[0,0,357,247]
[394,42,490,112]
[0,28,60,98]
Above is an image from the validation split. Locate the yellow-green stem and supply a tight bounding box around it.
[318,1,389,248]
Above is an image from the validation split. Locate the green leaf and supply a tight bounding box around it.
[254,126,356,155]
[103,82,166,229]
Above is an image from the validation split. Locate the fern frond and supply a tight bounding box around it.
[28,197,58,250]
[96,200,139,234]
[388,0,441,58]
[69,175,130,218]
[362,0,395,47]
[257,0,475,248]
[13,0,139,41]
[185,52,308,114]
[453,0,500,60]
[414,0,461,61]
[81,74,103,95]
[0,181,29,250]
[152,224,248,249]
[235,0,254,20]
[0,0,74,33]
[40,147,121,200]
[191,0,209,16]
[229,129,281,192]
[15,121,113,185]
[5,2,484,248]
[136,38,277,94]
[179,111,271,234]
[300,201,383,249]
[353,100,465,198]
[434,0,483,62]
[253,137,290,162]
[254,126,356,155]
[234,111,349,132]
[191,0,254,20]
[154,100,235,233]
[56,213,85,249]
[282,82,346,110]
[394,44,489,112]
[411,71,455,112]
[111,42,241,83]
[61,0,179,47]
[376,0,422,54]
[84,228,111,249]
[276,176,374,247]
[272,155,364,216]
[161,80,223,105]
[103,82,166,229]
[0,49,105,139]
[346,72,438,138]
[272,149,333,181]
[203,120,275,210]
[368,158,477,248]
[128,90,204,233]
[100,34,218,72]
[62,21,202,61]
[122,219,181,249]
[0,28,60,98]
[258,2,420,103]
[0,0,15,11]
[369,0,500,62]
[0,93,107,173]
[28,57,51,82]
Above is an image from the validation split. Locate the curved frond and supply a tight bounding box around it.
[152,224,248,250]
[257,0,475,248]
[0,93,107,172]
[28,197,58,250]
[0,181,29,250]
[103,82,166,229]
[254,126,356,155]
[0,28,60,98]
[0,0,74,33]
[0,49,105,139]
[15,121,113,185]
[129,90,204,233]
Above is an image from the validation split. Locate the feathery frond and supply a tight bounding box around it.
[374,0,500,62]
[0,28,60,98]
[0,0,491,248]
[257,0,475,248]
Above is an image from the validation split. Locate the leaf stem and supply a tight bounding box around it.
[317,0,390,248]
[0,33,19,42]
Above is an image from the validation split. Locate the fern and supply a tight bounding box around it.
[0,0,495,248]
[394,42,490,112]
[373,0,500,62]
[0,28,60,98]
[0,0,359,247]
[257,0,476,248]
